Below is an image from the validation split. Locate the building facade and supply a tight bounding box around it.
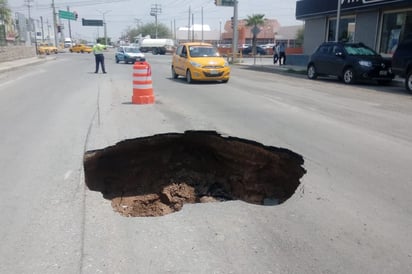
[296,0,412,56]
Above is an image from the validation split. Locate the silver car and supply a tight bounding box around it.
[115,46,145,64]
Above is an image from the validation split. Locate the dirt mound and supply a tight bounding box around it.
[83,131,306,217]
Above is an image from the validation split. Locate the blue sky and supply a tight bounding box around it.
[8,0,302,41]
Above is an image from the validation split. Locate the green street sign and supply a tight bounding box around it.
[215,0,235,7]
[82,19,104,27]
[59,10,76,20]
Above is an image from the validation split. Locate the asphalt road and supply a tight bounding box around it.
[0,51,411,273]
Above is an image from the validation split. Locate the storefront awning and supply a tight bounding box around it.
[296,0,410,20]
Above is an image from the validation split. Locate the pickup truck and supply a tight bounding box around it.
[392,37,412,93]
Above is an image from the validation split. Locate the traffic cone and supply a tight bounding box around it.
[132,60,155,104]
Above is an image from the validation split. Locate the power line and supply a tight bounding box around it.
[33,0,130,10]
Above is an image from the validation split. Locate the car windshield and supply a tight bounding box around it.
[124,47,141,53]
[344,44,377,56]
[189,46,219,57]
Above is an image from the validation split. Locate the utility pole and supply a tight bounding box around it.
[40,16,44,42]
[232,0,239,62]
[24,0,33,45]
[201,7,204,43]
[67,6,72,41]
[52,0,58,47]
[150,4,161,38]
[187,6,191,41]
[192,13,194,42]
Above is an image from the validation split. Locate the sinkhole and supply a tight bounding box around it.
[83,131,306,217]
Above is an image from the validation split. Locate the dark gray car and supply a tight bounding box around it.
[307,42,394,85]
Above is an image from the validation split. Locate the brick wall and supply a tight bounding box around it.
[0,46,37,62]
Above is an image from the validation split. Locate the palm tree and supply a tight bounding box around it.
[245,14,266,55]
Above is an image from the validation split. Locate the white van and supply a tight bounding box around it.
[64,38,73,48]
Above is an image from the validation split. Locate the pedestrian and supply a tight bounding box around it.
[278,42,286,65]
[92,42,107,73]
[272,43,279,64]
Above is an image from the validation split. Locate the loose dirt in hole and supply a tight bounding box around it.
[83,131,306,217]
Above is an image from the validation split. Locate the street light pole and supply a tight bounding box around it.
[98,10,111,45]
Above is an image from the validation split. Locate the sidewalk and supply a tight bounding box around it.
[235,56,307,75]
[0,55,49,74]
[236,56,405,86]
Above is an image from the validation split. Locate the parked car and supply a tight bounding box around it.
[242,46,266,55]
[115,46,145,64]
[70,44,93,53]
[37,43,58,55]
[171,42,230,83]
[307,42,394,85]
[391,36,412,93]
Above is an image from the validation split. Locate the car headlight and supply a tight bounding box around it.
[189,61,202,68]
[359,60,372,67]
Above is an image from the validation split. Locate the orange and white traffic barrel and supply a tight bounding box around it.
[132,61,155,104]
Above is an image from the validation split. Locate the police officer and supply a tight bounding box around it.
[92,42,107,73]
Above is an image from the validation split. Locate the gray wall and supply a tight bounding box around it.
[303,18,327,55]
[0,46,36,62]
[354,11,380,49]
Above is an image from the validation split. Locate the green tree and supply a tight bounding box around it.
[245,14,266,55]
[295,27,304,47]
[124,22,170,43]
[96,37,111,45]
[0,0,12,25]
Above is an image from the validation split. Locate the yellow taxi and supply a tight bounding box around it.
[69,44,93,53]
[171,42,230,83]
[37,43,58,55]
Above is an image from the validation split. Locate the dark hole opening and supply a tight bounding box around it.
[83,131,306,217]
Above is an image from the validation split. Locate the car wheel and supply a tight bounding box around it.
[81,50,84,53]
[343,68,356,84]
[152,48,158,55]
[406,70,412,93]
[307,64,317,79]
[115,57,119,63]
[186,70,192,84]
[70,49,73,53]
[171,67,178,79]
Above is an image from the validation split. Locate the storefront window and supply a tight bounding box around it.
[327,17,356,42]
[380,10,412,55]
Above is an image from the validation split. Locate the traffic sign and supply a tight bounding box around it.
[82,19,104,27]
[59,10,76,20]
[215,0,235,7]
